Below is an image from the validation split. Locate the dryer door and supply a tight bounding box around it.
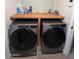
[43,27,66,48]
[10,28,37,51]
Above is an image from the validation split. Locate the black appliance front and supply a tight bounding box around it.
[43,27,65,48]
[9,21,37,57]
[41,19,66,54]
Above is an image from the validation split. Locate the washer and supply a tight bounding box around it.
[41,19,66,54]
[8,21,37,57]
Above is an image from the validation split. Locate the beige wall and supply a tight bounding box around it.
[56,0,73,25]
[31,0,55,13]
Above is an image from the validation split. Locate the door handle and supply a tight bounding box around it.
[71,26,73,29]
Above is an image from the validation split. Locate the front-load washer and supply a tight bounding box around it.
[8,21,37,57]
[41,19,66,54]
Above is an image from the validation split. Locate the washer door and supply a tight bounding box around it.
[43,27,66,48]
[10,28,37,51]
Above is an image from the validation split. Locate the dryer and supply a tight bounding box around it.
[41,19,66,54]
[8,21,37,57]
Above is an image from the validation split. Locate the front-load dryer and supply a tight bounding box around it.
[41,19,66,54]
[8,21,37,57]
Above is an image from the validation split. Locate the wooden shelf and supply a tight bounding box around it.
[10,13,64,21]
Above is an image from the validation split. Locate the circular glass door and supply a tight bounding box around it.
[43,27,65,48]
[10,28,37,51]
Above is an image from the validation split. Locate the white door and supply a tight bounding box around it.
[63,13,74,56]
[56,0,73,56]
